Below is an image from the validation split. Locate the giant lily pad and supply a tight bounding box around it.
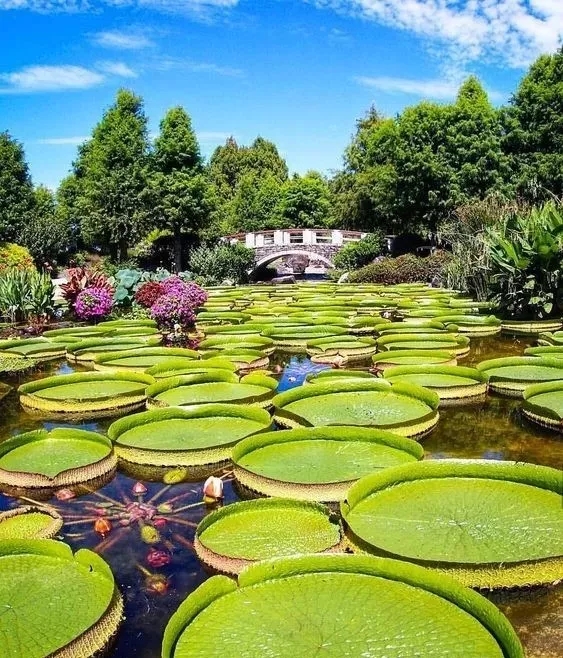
[66,336,162,362]
[162,554,524,658]
[0,427,116,493]
[147,372,277,409]
[201,349,270,371]
[537,331,563,346]
[43,326,113,341]
[93,347,199,372]
[199,335,275,354]
[0,505,63,539]
[19,371,155,416]
[376,333,470,356]
[261,325,348,349]
[194,499,343,575]
[383,365,488,405]
[342,460,563,588]
[476,356,563,397]
[434,315,501,336]
[108,404,272,477]
[372,349,457,370]
[273,380,439,437]
[305,369,377,386]
[522,381,563,432]
[146,357,237,379]
[0,539,123,657]
[0,337,66,360]
[501,319,563,336]
[233,426,423,502]
[306,336,377,364]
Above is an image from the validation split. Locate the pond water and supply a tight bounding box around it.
[0,334,561,658]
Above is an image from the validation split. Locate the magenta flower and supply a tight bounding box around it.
[74,287,113,320]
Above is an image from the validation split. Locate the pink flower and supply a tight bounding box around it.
[74,287,113,320]
[203,476,224,501]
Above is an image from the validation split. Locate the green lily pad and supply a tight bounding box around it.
[384,365,488,403]
[0,539,122,658]
[93,347,198,372]
[342,460,563,588]
[523,381,563,431]
[195,499,342,574]
[0,338,66,360]
[273,380,439,437]
[501,320,563,336]
[163,554,524,658]
[477,357,563,397]
[147,372,277,409]
[66,336,162,361]
[0,427,116,491]
[18,371,154,416]
[233,426,423,502]
[376,333,470,356]
[108,404,272,468]
[372,349,457,370]
[146,357,236,379]
[0,506,63,539]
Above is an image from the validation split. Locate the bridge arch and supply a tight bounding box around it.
[253,250,335,272]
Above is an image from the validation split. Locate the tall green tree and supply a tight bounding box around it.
[150,106,215,271]
[21,186,70,264]
[0,131,34,242]
[503,47,563,199]
[77,89,151,261]
[275,172,332,228]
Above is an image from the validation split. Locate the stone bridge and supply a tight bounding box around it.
[222,229,368,274]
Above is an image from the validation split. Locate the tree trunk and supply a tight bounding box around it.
[118,238,128,263]
[173,228,183,273]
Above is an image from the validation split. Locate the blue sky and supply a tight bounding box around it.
[0,1,561,189]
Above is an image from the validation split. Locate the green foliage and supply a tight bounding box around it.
[150,107,215,271]
[485,201,563,319]
[333,233,383,271]
[0,243,35,273]
[76,89,151,260]
[189,243,255,285]
[275,172,332,228]
[0,131,34,243]
[21,186,70,265]
[0,269,55,322]
[503,47,563,199]
[349,252,452,285]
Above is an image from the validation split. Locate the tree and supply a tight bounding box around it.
[275,172,332,228]
[21,186,70,264]
[503,48,563,199]
[150,106,215,271]
[231,172,283,232]
[0,131,34,242]
[77,89,151,261]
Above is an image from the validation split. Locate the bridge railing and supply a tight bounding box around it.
[222,229,367,248]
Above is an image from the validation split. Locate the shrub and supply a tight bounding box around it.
[135,281,164,308]
[61,267,113,309]
[189,243,255,285]
[333,232,384,271]
[0,269,54,323]
[349,251,452,285]
[0,243,35,273]
[149,280,207,330]
[75,287,114,321]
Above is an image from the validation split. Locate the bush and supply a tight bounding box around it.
[189,243,255,285]
[0,269,54,323]
[75,287,114,321]
[333,232,384,271]
[349,251,452,284]
[60,267,113,309]
[149,280,208,330]
[0,243,35,273]
[135,281,165,308]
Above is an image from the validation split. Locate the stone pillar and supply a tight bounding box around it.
[245,233,255,248]
[274,230,284,246]
[332,230,343,246]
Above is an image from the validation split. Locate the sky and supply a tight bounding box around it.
[0,1,562,190]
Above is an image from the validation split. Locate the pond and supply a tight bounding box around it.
[0,333,561,657]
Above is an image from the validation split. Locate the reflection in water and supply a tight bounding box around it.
[0,337,561,658]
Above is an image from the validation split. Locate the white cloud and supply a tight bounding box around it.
[154,57,244,77]
[36,136,89,145]
[0,65,104,93]
[355,75,505,102]
[312,1,563,68]
[91,30,154,50]
[0,0,240,16]
[96,61,138,78]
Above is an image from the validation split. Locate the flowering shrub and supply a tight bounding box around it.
[149,279,207,330]
[61,267,113,308]
[135,281,164,308]
[0,243,35,273]
[75,287,114,321]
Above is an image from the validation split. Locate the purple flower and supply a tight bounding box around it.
[74,287,114,320]
[150,292,197,329]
